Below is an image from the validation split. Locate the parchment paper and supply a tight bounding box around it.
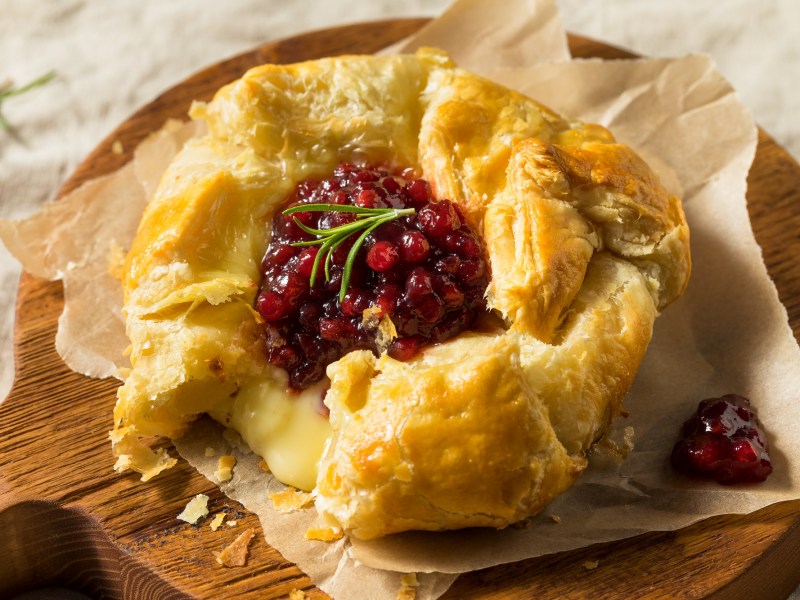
[3,0,800,598]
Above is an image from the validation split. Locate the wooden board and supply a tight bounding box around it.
[2,18,800,600]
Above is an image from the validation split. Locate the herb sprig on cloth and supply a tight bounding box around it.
[0,70,57,130]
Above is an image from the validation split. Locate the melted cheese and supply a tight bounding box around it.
[213,378,332,491]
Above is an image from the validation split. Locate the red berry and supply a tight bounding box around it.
[388,337,424,361]
[256,291,289,322]
[356,189,380,208]
[382,176,401,194]
[269,345,300,369]
[405,267,434,301]
[319,317,357,342]
[374,283,401,315]
[354,169,378,183]
[413,295,445,323]
[456,233,482,259]
[296,179,319,199]
[331,241,355,266]
[297,303,321,331]
[290,362,326,389]
[672,394,772,484]
[340,288,372,317]
[366,240,400,272]
[405,179,431,204]
[417,201,461,238]
[296,247,319,278]
[399,230,431,264]
[261,243,297,272]
[275,271,307,301]
[434,255,461,274]
[434,274,465,308]
[457,258,487,285]
[328,189,348,204]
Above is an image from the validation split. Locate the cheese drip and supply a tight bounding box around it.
[211,378,332,491]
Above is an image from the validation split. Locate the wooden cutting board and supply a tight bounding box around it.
[2,18,800,600]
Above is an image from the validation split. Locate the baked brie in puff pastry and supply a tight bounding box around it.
[113,48,690,539]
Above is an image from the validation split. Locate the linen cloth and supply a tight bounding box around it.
[2,1,799,597]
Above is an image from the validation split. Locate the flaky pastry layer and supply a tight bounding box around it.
[113,48,690,538]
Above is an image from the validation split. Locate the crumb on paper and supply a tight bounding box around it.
[222,427,248,452]
[111,140,124,155]
[583,560,599,570]
[289,590,307,600]
[550,515,562,524]
[257,459,271,473]
[305,525,343,542]
[177,494,209,524]
[397,573,419,600]
[213,528,255,567]
[204,446,216,458]
[623,426,635,451]
[594,425,636,460]
[216,454,236,482]
[269,488,314,513]
[107,241,127,280]
[209,512,226,531]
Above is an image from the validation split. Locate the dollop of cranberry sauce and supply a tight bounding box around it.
[671,394,772,484]
[255,163,490,390]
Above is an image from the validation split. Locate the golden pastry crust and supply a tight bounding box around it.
[112,48,690,535]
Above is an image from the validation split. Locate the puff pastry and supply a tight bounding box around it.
[113,48,690,539]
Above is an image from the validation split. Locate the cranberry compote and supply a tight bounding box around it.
[671,394,772,484]
[255,163,490,389]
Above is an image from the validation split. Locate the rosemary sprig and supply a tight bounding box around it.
[283,203,415,302]
[0,70,57,131]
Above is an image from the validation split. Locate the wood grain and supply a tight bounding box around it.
[2,18,800,600]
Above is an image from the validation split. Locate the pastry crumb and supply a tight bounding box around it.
[361,307,397,352]
[222,427,248,452]
[216,455,236,482]
[177,494,209,524]
[289,590,307,600]
[209,512,226,531]
[397,572,418,600]
[269,488,314,513]
[550,514,562,524]
[582,560,599,570]
[227,520,238,527]
[257,459,271,473]
[595,425,636,460]
[107,241,127,280]
[623,426,635,451]
[204,446,216,458]
[213,528,255,567]
[111,140,124,155]
[306,525,343,542]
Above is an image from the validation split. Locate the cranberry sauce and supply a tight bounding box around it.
[671,394,772,484]
[255,163,490,389]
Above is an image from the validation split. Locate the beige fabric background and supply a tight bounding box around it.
[1,1,799,596]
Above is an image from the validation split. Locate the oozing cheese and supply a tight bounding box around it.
[211,377,332,491]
